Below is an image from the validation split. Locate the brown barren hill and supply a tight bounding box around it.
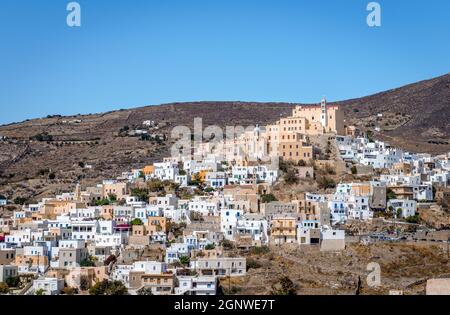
[338,72,450,154]
[0,102,295,200]
[0,72,449,200]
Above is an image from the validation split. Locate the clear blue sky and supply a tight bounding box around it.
[1,0,450,125]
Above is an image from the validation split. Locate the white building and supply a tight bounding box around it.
[189,197,220,217]
[220,208,243,240]
[32,277,64,295]
[176,275,217,295]
[235,214,268,244]
[165,243,190,264]
[71,221,97,241]
[132,261,168,274]
[388,199,417,218]
[151,162,179,181]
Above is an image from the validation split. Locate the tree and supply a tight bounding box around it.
[6,276,20,288]
[351,166,358,175]
[0,282,9,295]
[79,275,90,291]
[189,211,203,222]
[130,218,143,226]
[31,132,53,142]
[78,161,85,168]
[317,176,336,190]
[119,125,130,135]
[297,160,307,167]
[35,288,46,295]
[80,256,96,267]
[271,276,296,295]
[246,258,262,270]
[108,194,117,202]
[137,287,154,295]
[204,187,215,193]
[167,221,186,238]
[283,170,299,185]
[261,194,278,203]
[131,188,149,202]
[250,246,270,255]
[279,160,295,173]
[179,256,190,266]
[62,287,77,295]
[95,199,110,206]
[14,196,28,205]
[406,215,420,224]
[205,244,216,250]
[386,188,396,200]
[396,208,403,219]
[147,179,164,192]
[220,239,234,250]
[48,172,56,180]
[89,280,128,295]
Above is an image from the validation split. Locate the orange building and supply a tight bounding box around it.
[40,200,85,219]
[146,217,168,235]
[278,141,314,163]
[143,165,155,176]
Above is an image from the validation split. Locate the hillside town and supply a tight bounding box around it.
[1,98,450,295]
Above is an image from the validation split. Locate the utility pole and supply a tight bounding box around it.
[37,251,40,276]
[228,266,231,294]
[447,237,450,258]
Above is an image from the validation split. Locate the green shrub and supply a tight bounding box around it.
[283,170,299,185]
[261,194,278,203]
[317,176,336,190]
[250,246,270,255]
[246,258,262,270]
[89,280,128,295]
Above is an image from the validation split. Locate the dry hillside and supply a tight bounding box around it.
[0,73,449,202]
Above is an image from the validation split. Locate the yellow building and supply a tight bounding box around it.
[102,181,129,200]
[293,197,321,221]
[14,255,49,272]
[270,215,297,244]
[278,141,314,163]
[351,182,372,197]
[197,170,209,183]
[291,98,344,135]
[129,271,175,294]
[40,200,85,219]
[65,266,109,289]
[392,162,412,176]
[267,98,344,148]
[99,205,114,220]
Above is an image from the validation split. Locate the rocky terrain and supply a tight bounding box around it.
[0,73,449,203]
[339,72,450,154]
[221,242,450,295]
[0,102,295,203]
